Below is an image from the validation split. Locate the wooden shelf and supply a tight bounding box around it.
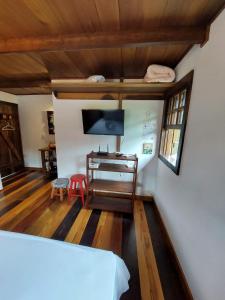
[87,151,138,214]
[89,179,133,194]
[87,152,137,161]
[53,81,176,100]
[87,195,132,214]
[52,81,175,93]
[89,163,135,173]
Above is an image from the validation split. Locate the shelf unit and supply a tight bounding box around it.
[39,147,57,177]
[86,151,138,214]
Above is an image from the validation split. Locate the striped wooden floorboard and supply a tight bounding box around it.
[0,171,190,300]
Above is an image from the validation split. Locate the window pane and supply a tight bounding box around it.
[177,110,184,124]
[163,130,169,154]
[169,97,174,111]
[170,129,181,166]
[165,129,174,157]
[160,129,181,167]
[180,89,186,107]
[174,94,179,109]
[171,111,177,124]
[167,113,171,125]
[160,129,165,155]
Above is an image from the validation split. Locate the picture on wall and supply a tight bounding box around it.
[143,143,153,154]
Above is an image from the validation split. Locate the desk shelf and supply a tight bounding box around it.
[88,163,135,173]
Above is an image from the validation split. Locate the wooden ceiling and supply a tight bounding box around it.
[0,0,224,95]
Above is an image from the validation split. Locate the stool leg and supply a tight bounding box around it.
[51,187,55,199]
[84,179,88,205]
[68,186,72,203]
[60,188,63,202]
[84,179,88,193]
[73,182,77,198]
[80,181,85,206]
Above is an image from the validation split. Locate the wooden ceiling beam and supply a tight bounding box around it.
[54,92,165,100]
[55,92,165,100]
[0,27,206,53]
[0,79,51,88]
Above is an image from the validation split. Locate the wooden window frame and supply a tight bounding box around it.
[158,70,194,175]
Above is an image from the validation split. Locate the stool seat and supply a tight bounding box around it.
[52,178,69,188]
[70,174,86,181]
[51,178,69,202]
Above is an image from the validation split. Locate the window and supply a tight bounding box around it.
[159,71,194,174]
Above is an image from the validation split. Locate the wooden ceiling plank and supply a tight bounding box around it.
[0,0,223,39]
[94,0,120,31]
[0,27,206,54]
[39,52,84,78]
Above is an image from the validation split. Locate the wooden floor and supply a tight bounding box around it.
[0,170,190,300]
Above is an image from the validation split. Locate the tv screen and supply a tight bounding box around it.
[82,109,124,136]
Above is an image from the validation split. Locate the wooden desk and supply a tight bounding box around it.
[86,152,138,214]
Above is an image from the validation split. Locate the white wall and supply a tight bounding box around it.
[18,95,54,168]
[122,101,163,195]
[155,10,225,300]
[53,96,163,195]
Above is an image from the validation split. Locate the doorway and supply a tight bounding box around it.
[0,101,24,177]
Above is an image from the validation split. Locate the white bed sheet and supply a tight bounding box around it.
[0,230,130,300]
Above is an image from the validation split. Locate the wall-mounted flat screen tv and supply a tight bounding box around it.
[82,109,124,136]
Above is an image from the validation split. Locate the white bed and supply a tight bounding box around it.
[0,230,130,300]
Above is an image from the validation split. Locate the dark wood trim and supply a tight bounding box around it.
[116,99,123,152]
[121,93,165,100]
[165,70,194,99]
[208,3,225,26]
[55,92,165,100]
[152,200,194,300]
[0,79,51,89]
[201,25,211,47]
[24,167,43,172]
[55,92,120,100]
[158,70,194,175]
[135,194,153,202]
[0,27,206,53]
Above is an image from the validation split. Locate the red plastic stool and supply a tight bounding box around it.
[68,174,87,206]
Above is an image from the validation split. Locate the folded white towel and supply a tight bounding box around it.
[144,64,175,83]
[87,75,106,82]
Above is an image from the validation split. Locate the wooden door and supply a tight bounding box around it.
[0,101,24,177]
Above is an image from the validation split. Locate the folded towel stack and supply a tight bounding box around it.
[144,64,175,83]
